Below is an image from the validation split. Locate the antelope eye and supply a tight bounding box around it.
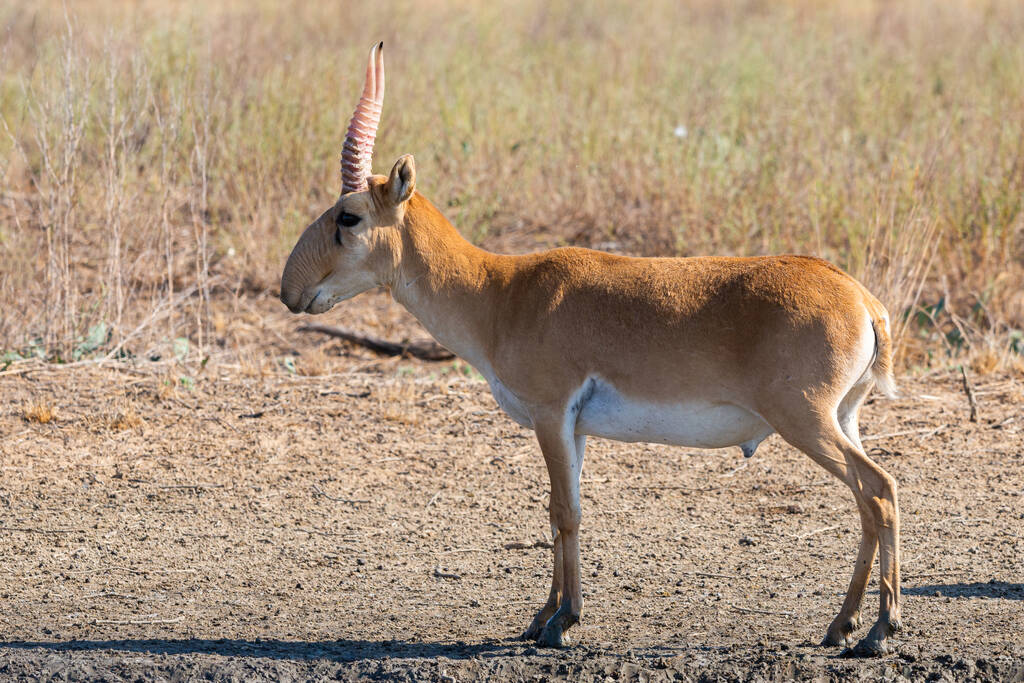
[336,212,361,228]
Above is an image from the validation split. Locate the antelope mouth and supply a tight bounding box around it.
[304,290,322,314]
[281,288,321,315]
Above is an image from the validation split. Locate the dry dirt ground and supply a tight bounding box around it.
[1,293,1023,682]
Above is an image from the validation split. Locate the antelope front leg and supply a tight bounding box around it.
[533,424,585,648]
[520,525,563,640]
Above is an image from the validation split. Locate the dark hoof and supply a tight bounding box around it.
[821,613,861,647]
[840,637,889,658]
[839,615,899,657]
[821,632,850,648]
[537,626,568,648]
[520,609,555,641]
[519,623,541,641]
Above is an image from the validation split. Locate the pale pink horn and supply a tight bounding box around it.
[341,42,385,195]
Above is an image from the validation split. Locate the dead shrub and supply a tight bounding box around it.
[23,402,57,424]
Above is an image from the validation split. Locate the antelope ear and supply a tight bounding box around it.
[386,155,416,205]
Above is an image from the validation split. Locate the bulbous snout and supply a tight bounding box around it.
[279,283,308,314]
[280,223,330,314]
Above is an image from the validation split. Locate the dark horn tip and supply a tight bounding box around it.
[379,41,384,49]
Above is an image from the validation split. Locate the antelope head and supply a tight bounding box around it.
[280,42,417,315]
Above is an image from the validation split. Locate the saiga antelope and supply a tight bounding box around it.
[280,44,902,657]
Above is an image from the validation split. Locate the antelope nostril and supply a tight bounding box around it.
[304,290,321,313]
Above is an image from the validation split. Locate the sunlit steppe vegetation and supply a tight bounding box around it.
[1,0,1021,372]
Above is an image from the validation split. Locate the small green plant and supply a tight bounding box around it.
[73,322,109,361]
[1009,330,1023,355]
[1,350,23,371]
[173,338,190,363]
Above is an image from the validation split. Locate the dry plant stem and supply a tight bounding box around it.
[69,567,197,576]
[862,425,947,441]
[960,366,980,423]
[680,571,740,579]
[0,527,87,534]
[795,525,841,540]
[729,604,795,617]
[157,484,224,490]
[93,616,183,626]
[433,567,461,580]
[311,485,370,504]
[84,592,142,600]
[298,324,455,361]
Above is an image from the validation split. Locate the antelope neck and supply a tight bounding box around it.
[387,211,506,369]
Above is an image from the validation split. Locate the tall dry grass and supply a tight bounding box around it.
[1,0,1022,371]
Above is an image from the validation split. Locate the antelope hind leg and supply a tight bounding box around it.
[773,413,901,657]
[822,506,876,646]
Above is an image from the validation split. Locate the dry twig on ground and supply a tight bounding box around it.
[298,324,455,361]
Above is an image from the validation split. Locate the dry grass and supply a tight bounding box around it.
[1,0,1022,372]
[105,402,144,432]
[376,381,424,426]
[22,401,57,424]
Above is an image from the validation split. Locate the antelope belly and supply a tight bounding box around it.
[487,375,533,429]
[576,380,772,448]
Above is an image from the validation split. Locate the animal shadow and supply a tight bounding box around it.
[0,637,518,662]
[904,580,1024,600]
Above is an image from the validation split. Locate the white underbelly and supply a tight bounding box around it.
[576,380,772,448]
[486,372,773,450]
[487,376,534,429]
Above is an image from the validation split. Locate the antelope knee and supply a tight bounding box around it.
[868,473,898,526]
[549,500,581,530]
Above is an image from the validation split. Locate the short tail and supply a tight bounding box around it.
[870,314,897,398]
